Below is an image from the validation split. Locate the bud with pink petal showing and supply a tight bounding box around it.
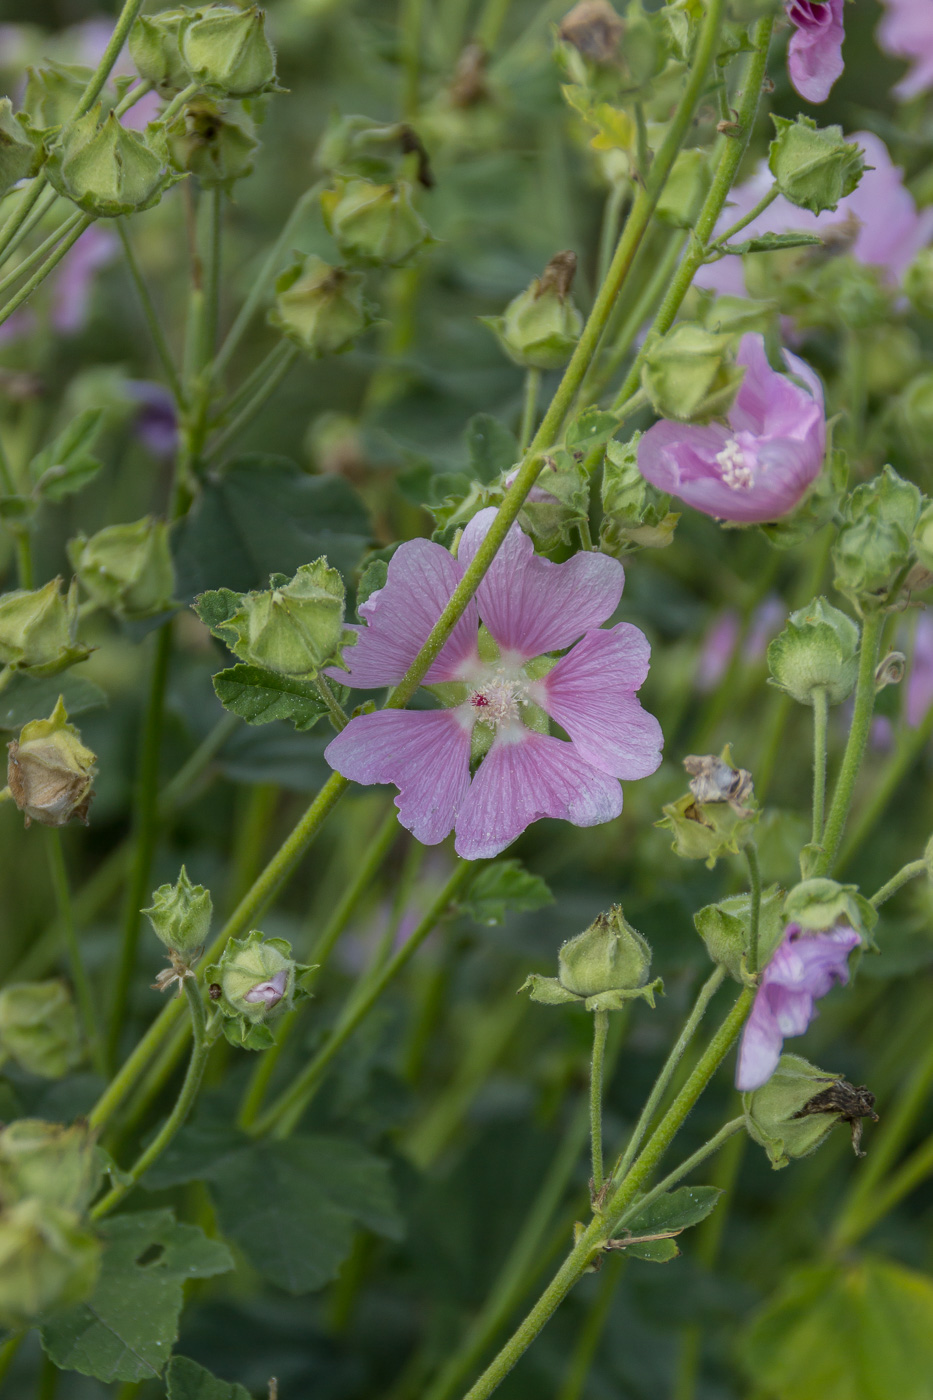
[205,931,314,1050]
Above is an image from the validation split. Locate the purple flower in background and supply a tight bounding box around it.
[125,381,178,458]
[748,595,786,659]
[736,922,860,1091]
[243,970,288,1008]
[637,334,825,525]
[784,0,845,103]
[906,613,933,728]
[696,611,740,692]
[877,0,933,100]
[324,508,663,860]
[51,225,118,334]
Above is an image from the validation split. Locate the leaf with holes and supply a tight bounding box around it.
[165,1356,252,1400]
[39,1210,233,1383]
[212,664,332,731]
[618,1187,721,1262]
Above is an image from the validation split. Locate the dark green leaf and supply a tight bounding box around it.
[29,409,104,502]
[0,494,35,525]
[166,1356,251,1400]
[40,1210,233,1383]
[357,558,388,612]
[625,1186,722,1236]
[192,588,241,643]
[720,232,823,255]
[0,671,107,730]
[212,664,330,731]
[459,860,554,926]
[466,414,518,483]
[564,408,619,452]
[623,1237,681,1263]
[173,456,370,599]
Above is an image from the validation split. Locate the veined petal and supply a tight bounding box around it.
[324,709,472,846]
[730,334,822,440]
[735,992,784,1092]
[458,507,624,660]
[532,624,663,779]
[339,538,479,689]
[454,728,623,860]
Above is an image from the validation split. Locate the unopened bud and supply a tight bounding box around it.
[599,435,678,554]
[321,177,432,268]
[832,466,922,607]
[0,1119,103,1213]
[0,1199,100,1329]
[482,252,583,372]
[743,1054,851,1169]
[7,698,96,829]
[47,108,175,218]
[767,597,859,706]
[694,885,784,982]
[180,5,278,98]
[68,515,175,620]
[0,99,43,195]
[0,980,81,1078]
[0,577,89,676]
[164,98,258,187]
[521,905,661,1011]
[768,115,865,215]
[640,323,744,423]
[143,866,212,958]
[128,10,192,93]
[201,559,346,674]
[205,931,312,1050]
[783,877,875,943]
[270,255,372,357]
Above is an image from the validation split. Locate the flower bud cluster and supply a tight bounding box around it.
[521,905,661,1012]
[205,931,313,1050]
[129,5,278,98]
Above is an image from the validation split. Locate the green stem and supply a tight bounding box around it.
[744,843,762,976]
[106,621,173,1069]
[113,78,153,118]
[836,700,933,873]
[202,185,223,371]
[870,858,927,908]
[710,184,778,249]
[811,687,828,847]
[0,434,32,588]
[0,210,86,299]
[204,343,299,463]
[596,184,626,290]
[0,180,49,268]
[0,1333,24,1389]
[399,0,425,118]
[613,1117,745,1231]
[476,0,514,50]
[158,711,239,810]
[255,861,476,1138]
[91,978,211,1219]
[74,0,148,117]
[589,230,686,404]
[157,80,200,128]
[555,1259,624,1400]
[116,218,185,404]
[518,368,540,454]
[0,187,59,269]
[831,1130,933,1251]
[47,831,106,1077]
[590,1010,609,1193]
[612,966,725,1185]
[0,216,93,329]
[213,341,290,424]
[815,609,884,876]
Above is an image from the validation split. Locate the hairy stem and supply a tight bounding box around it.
[870,858,927,909]
[811,686,829,847]
[518,368,540,454]
[116,218,185,404]
[590,1010,609,1193]
[744,843,762,976]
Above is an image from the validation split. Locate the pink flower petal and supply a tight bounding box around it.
[786,0,845,104]
[339,538,479,688]
[735,996,784,1092]
[454,727,623,860]
[458,507,624,660]
[325,709,472,845]
[731,334,822,440]
[531,624,663,779]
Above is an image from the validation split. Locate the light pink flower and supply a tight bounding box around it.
[243,970,288,1007]
[324,509,663,860]
[906,613,933,728]
[696,611,740,692]
[637,334,825,525]
[785,0,845,104]
[736,922,860,1092]
[51,225,118,333]
[877,0,933,100]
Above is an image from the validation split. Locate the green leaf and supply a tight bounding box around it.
[29,409,103,502]
[192,587,241,643]
[459,859,554,926]
[623,1236,681,1263]
[212,664,330,731]
[719,232,824,255]
[564,408,619,452]
[357,558,388,612]
[40,1209,233,1383]
[166,1357,251,1400]
[740,1257,933,1400]
[466,414,518,484]
[0,671,107,730]
[173,456,370,600]
[625,1185,722,1236]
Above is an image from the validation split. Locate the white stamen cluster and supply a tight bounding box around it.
[714,438,755,491]
[470,671,526,727]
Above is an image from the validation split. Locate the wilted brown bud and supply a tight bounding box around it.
[558,0,623,63]
[6,698,96,828]
[683,748,755,816]
[537,250,577,301]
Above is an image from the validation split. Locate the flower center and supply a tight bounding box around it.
[714,437,755,491]
[470,675,523,727]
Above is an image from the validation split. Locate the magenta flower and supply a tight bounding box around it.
[324,509,663,860]
[243,970,288,1008]
[637,334,825,525]
[877,0,933,100]
[736,922,860,1092]
[785,0,845,103]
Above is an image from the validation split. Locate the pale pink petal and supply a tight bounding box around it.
[731,335,822,440]
[768,985,815,1038]
[458,507,624,660]
[735,995,783,1092]
[454,728,623,860]
[786,0,845,104]
[324,709,472,845]
[531,625,663,779]
[339,538,479,688]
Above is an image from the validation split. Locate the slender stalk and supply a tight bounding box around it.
[255,861,476,1138]
[596,184,626,290]
[47,831,106,1077]
[518,368,540,454]
[744,843,762,976]
[870,858,927,908]
[811,686,828,847]
[590,1010,609,1193]
[113,78,153,118]
[213,341,290,425]
[0,434,32,588]
[91,978,211,1219]
[158,711,239,810]
[0,211,86,299]
[555,1259,624,1400]
[477,0,515,49]
[0,216,93,330]
[612,967,725,1184]
[613,1117,745,1231]
[709,184,779,249]
[836,699,933,872]
[204,344,299,463]
[0,187,59,268]
[0,1333,24,1388]
[37,1354,59,1400]
[399,0,425,118]
[815,610,884,876]
[313,676,349,731]
[116,219,185,404]
[158,80,201,128]
[74,0,148,118]
[202,186,223,371]
[831,1129,933,1250]
[0,180,49,268]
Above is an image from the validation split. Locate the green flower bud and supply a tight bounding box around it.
[640,323,744,424]
[599,434,679,554]
[767,597,859,707]
[832,466,922,607]
[914,500,933,574]
[316,113,410,181]
[0,980,81,1078]
[521,905,662,1011]
[743,1054,849,1169]
[321,177,432,268]
[783,877,875,942]
[904,248,933,319]
[7,698,97,829]
[142,866,212,958]
[0,577,89,676]
[21,63,90,135]
[180,5,278,97]
[694,885,784,982]
[0,1119,103,1213]
[269,255,372,358]
[657,747,758,868]
[0,99,43,196]
[0,1199,100,1329]
[128,9,193,93]
[481,251,583,371]
[67,515,175,620]
[205,931,312,1050]
[218,559,346,675]
[47,109,176,218]
[164,98,258,188]
[768,115,865,216]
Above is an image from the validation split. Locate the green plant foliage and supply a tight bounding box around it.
[166,1356,252,1400]
[459,860,554,926]
[212,664,333,730]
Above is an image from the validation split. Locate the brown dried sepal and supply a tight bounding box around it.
[6,737,94,828]
[558,0,623,64]
[536,250,577,302]
[792,1079,879,1157]
[683,752,755,815]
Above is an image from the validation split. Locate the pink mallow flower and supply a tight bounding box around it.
[243,970,288,1008]
[736,922,860,1092]
[324,508,663,860]
[877,0,933,101]
[637,334,825,525]
[785,0,845,104]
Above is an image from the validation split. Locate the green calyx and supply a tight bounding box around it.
[0,1119,104,1214]
[270,255,373,357]
[767,597,860,707]
[482,252,583,372]
[768,115,865,216]
[832,465,924,607]
[599,434,678,556]
[180,4,278,98]
[521,904,662,1012]
[322,177,432,268]
[743,1054,846,1169]
[783,877,875,944]
[0,577,89,676]
[164,97,259,188]
[46,108,177,218]
[68,515,176,620]
[640,322,745,424]
[197,559,347,676]
[143,866,213,958]
[694,885,784,983]
[0,979,81,1079]
[205,931,314,1051]
[0,1198,100,1330]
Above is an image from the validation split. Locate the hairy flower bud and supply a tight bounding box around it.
[832,466,922,607]
[47,108,175,218]
[768,116,865,216]
[599,435,678,554]
[321,177,432,268]
[783,877,875,943]
[164,98,258,187]
[214,559,346,675]
[641,323,745,424]
[0,980,81,1078]
[0,99,43,195]
[128,9,192,93]
[694,885,784,982]
[0,578,89,676]
[482,251,583,371]
[142,866,212,958]
[205,930,312,1050]
[0,1199,100,1329]
[68,515,175,620]
[743,1054,851,1169]
[180,4,278,97]
[767,597,859,706]
[521,905,662,1011]
[0,1119,103,1213]
[7,698,96,829]
[270,255,372,357]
